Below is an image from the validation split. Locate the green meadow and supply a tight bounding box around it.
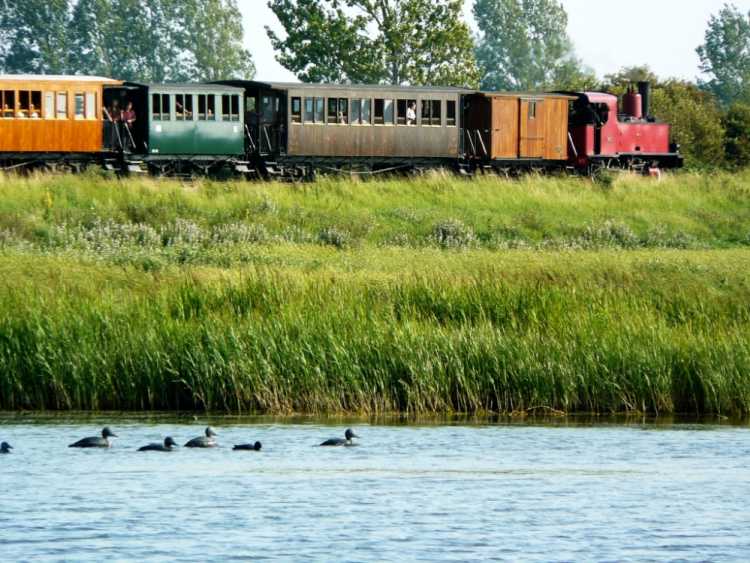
[0,170,748,415]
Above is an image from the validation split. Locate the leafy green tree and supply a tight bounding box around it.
[67,0,254,82]
[0,0,71,74]
[266,0,479,87]
[723,102,750,168]
[651,80,726,169]
[697,3,750,106]
[474,0,594,91]
[182,0,255,81]
[601,65,659,95]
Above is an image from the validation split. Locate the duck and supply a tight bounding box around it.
[320,428,359,447]
[233,441,262,451]
[138,436,178,452]
[69,427,118,448]
[0,442,12,454]
[184,426,218,448]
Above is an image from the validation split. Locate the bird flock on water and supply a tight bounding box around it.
[0,427,361,453]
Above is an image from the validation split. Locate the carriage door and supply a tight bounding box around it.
[258,91,286,155]
[519,98,545,158]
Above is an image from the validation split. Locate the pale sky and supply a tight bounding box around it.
[242,0,750,83]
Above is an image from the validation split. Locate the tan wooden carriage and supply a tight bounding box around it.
[0,75,122,153]
[464,92,575,162]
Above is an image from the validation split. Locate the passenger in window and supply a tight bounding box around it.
[29,103,39,118]
[106,100,121,122]
[406,101,417,125]
[338,111,346,124]
[2,104,11,118]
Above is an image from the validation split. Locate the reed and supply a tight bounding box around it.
[1,170,748,414]
[0,249,747,415]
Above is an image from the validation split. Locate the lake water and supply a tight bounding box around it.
[0,415,748,562]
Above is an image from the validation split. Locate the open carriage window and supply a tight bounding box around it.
[222,94,240,121]
[176,94,193,121]
[351,99,371,125]
[1,91,15,118]
[152,93,170,121]
[198,94,215,121]
[446,100,456,126]
[374,99,394,125]
[327,98,348,124]
[420,99,441,126]
[291,97,301,123]
[18,90,42,118]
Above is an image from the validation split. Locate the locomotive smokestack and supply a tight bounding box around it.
[638,81,651,119]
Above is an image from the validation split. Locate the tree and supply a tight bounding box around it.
[266,0,479,87]
[182,0,255,81]
[697,3,750,106]
[601,65,659,95]
[723,102,750,168]
[0,0,71,74]
[651,80,726,169]
[474,0,594,91]
[69,0,254,82]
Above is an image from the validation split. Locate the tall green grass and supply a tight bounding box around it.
[1,171,749,414]
[0,250,748,415]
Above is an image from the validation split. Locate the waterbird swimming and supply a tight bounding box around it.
[69,427,117,448]
[0,442,12,453]
[184,427,218,448]
[320,428,359,447]
[233,441,262,451]
[138,437,178,452]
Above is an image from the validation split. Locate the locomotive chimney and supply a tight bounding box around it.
[638,81,651,119]
[623,86,642,119]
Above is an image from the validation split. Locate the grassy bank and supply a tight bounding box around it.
[0,171,748,415]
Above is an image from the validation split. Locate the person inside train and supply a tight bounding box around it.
[2,103,13,118]
[28,103,39,118]
[406,101,417,125]
[121,102,137,150]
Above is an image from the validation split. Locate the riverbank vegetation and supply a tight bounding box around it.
[0,171,748,415]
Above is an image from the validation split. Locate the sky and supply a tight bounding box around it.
[242,0,750,83]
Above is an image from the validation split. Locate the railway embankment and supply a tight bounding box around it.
[1,171,748,415]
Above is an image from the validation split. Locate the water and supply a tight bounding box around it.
[1,415,749,562]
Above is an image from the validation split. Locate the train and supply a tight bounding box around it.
[0,74,683,178]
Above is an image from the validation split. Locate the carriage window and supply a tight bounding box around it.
[152,94,171,121]
[260,96,274,121]
[18,91,41,118]
[327,98,337,124]
[360,99,371,124]
[446,100,456,126]
[75,93,85,120]
[314,97,324,123]
[420,99,441,126]
[397,100,406,125]
[56,92,68,119]
[176,94,192,121]
[327,98,348,124]
[374,99,384,124]
[1,91,15,118]
[528,101,537,119]
[198,94,215,121]
[85,92,96,120]
[247,97,257,113]
[291,97,301,123]
[303,97,314,123]
[221,94,239,121]
[44,92,54,119]
[351,98,361,124]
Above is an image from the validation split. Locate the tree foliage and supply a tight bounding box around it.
[651,80,726,169]
[697,3,750,106]
[1,0,71,74]
[723,102,750,168]
[473,0,594,91]
[0,0,254,81]
[266,0,479,87]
